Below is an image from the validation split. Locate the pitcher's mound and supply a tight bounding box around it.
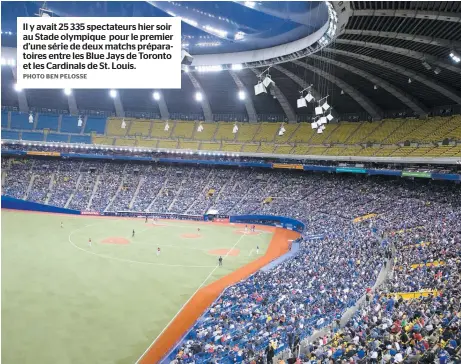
[101,237,130,245]
[234,230,261,236]
[181,233,202,239]
[208,248,240,256]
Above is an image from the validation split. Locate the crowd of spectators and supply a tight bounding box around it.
[2,157,461,363]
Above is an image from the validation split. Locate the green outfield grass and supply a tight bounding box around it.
[1,211,272,364]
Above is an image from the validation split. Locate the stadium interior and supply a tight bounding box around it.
[1,1,461,364]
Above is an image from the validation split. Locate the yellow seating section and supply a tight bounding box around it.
[347,122,380,144]
[128,119,151,136]
[342,146,364,156]
[93,136,114,145]
[273,145,293,154]
[309,124,339,144]
[374,146,400,157]
[367,119,402,143]
[137,139,158,148]
[178,140,200,150]
[258,143,275,153]
[172,121,195,139]
[253,123,278,142]
[200,142,220,151]
[274,124,299,143]
[443,115,461,141]
[236,123,260,142]
[150,120,173,138]
[193,122,217,141]
[327,123,358,144]
[291,145,311,155]
[106,117,129,136]
[290,124,316,143]
[306,146,328,155]
[390,147,416,157]
[241,144,259,153]
[221,143,242,152]
[386,119,422,144]
[356,147,379,156]
[114,138,136,147]
[157,140,178,149]
[406,147,433,157]
[87,117,461,157]
[214,123,236,141]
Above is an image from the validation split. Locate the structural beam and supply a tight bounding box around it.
[250,68,297,123]
[228,70,257,123]
[352,9,461,23]
[187,72,213,122]
[292,60,383,120]
[343,29,461,49]
[10,67,29,113]
[324,48,461,105]
[335,39,461,75]
[67,93,79,115]
[309,54,428,117]
[155,91,170,120]
[112,92,125,117]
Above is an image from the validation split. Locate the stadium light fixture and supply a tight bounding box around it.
[305,92,314,103]
[195,92,203,101]
[77,116,83,127]
[238,91,246,100]
[408,78,412,84]
[434,67,441,75]
[231,64,243,70]
[64,88,72,96]
[121,118,126,129]
[232,123,239,134]
[315,106,323,115]
[197,123,204,132]
[311,121,318,129]
[297,97,307,108]
[322,102,330,111]
[254,82,266,95]
[109,89,117,98]
[164,121,170,131]
[153,91,160,101]
[14,83,22,92]
[450,51,460,63]
[262,75,275,88]
[29,113,34,123]
[326,113,334,121]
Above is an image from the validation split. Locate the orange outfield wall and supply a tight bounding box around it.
[139,227,300,363]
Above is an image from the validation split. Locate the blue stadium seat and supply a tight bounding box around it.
[1,111,8,128]
[36,114,59,131]
[1,130,20,140]
[60,115,82,133]
[11,112,34,130]
[46,133,69,143]
[22,132,44,141]
[84,117,106,134]
[70,135,91,144]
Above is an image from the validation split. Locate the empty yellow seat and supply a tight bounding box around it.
[115,138,136,146]
[158,140,178,149]
[150,120,173,138]
[236,123,260,142]
[222,143,242,152]
[200,142,220,151]
[214,123,236,141]
[93,136,114,145]
[128,120,151,136]
[172,121,195,139]
[106,117,129,136]
[253,123,278,142]
[241,144,258,152]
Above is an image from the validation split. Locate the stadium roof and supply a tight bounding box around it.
[1,1,461,121]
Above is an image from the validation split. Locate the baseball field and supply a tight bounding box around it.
[1,210,273,364]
